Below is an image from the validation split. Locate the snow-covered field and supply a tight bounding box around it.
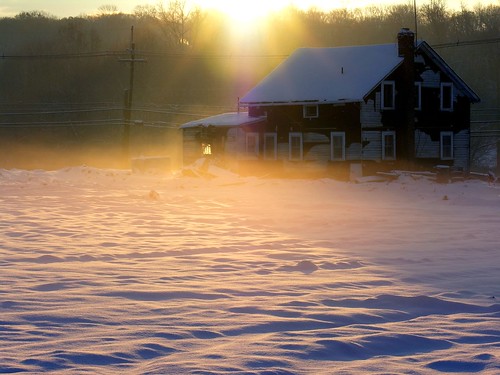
[1,166,499,374]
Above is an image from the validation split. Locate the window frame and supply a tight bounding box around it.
[330,131,346,161]
[381,81,396,110]
[440,131,454,160]
[245,132,259,157]
[381,131,396,160]
[440,82,454,111]
[303,104,319,119]
[289,132,303,160]
[263,132,277,160]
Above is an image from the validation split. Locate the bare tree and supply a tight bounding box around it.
[98,4,119,16]
[157,0,192,50]
[420,0,450,42]
[133,5,158,19]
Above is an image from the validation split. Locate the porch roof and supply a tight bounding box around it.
[180,112,265,129]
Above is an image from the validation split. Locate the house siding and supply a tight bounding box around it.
[305,143,330,161]
[347,142,362,161]
[361,131,383,161]
[421,70,440,88]
[454,130,470,170]
[415,130,439,158]
[225,128,245,157]
[414,129,469,169]
[277,142,288,160]
[360,99,381,128]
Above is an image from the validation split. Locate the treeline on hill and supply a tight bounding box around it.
[0,0,498,169]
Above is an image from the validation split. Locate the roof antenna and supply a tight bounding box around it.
[414,0,418,46]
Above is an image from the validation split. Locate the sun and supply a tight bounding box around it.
[192,0,288,31]
[220,2,266,26]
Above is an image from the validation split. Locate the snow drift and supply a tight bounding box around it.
[1,166,499,374]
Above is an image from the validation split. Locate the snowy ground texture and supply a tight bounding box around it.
[1,165,499,374]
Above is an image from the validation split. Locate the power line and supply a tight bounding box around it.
[0,108,123,116]
[0,119,124,128]
[1,38,498,60]
[0,105,232,128]
[0,119,180,128]
[0,51,123,60]
[0,50,289,60]
[0,106,233,117]
[432,37,500,49]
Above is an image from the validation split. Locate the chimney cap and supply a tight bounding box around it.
[399,28,414,35]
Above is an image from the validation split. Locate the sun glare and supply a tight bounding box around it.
[193,0,289,32]
[216,1,271,24]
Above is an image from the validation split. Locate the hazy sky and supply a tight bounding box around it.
[0,0,497,18]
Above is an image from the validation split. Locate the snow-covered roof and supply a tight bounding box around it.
[240,41,480,105]
[180,112,265,129]
[240,44,404,105]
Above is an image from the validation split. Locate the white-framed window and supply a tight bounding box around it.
[440,82,453,111]
[415,82,422,110]
[303,104,319,118]
[245,132,259,157]
[330,132,346,161]
[440,131,454,160]
[382,131,396,160]
[381,81,396,110]
[264,132,277,160]
[289,132,303,160]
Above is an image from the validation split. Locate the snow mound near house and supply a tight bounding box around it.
[179,158,239,179]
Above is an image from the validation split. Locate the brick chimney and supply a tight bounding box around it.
[397,28,416,164]
[398,28,415,58]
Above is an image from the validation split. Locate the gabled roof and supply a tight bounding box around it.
[180,112,265,129]
[240,44,403,105]
[240,41,480,105]
[418,41,480,103]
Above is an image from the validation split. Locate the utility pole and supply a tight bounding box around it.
[119,26,146,167]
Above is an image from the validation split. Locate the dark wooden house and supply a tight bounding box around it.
[181,29,480,177]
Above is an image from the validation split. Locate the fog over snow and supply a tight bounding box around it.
[1,165,499,374]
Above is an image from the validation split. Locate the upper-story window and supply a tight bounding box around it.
[440,82,453,111]
[381,81,396,110]
[303,104,319,118]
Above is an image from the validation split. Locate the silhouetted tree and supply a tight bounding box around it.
[420,0,450,42]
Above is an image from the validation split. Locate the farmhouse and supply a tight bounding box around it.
[181,29,480,177]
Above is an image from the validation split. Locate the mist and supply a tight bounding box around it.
[0,2,498,169]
